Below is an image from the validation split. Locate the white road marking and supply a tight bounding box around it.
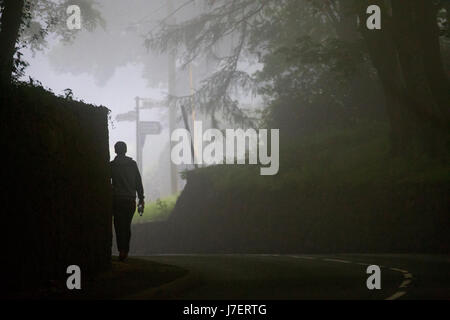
[322,258,351,264]
[399,280,411,288]
[318,257,414,299]
[285,255,414,300]
[385,267,414,299]
[390,268,408,273]
[289,255,316,260]
[386,291,406,300]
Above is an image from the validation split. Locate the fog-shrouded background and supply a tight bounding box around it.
[20,0,261,200]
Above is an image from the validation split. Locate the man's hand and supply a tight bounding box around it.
[138,199,145,216]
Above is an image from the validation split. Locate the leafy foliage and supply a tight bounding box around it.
[20,0,105,52]
[147,0,274,127]
[3,0,105,81]
[146,0,382,130]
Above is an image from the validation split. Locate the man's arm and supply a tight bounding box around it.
[109,161,115,193]
[134,162,144,203]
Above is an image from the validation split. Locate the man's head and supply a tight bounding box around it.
[114,141,127,155]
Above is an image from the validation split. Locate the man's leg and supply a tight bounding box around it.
[124,200,136,254]
[113,198,136,261]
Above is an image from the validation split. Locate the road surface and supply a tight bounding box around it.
[140,254,450,300]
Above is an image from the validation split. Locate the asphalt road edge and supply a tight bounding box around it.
[122,271,203,300]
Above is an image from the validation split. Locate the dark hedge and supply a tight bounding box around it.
[0,84,112,293]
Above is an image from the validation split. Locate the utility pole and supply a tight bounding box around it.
[189,63,198,164]
[135,96,142,174]
[167,0,178,194]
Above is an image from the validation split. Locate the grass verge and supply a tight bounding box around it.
[133,194,179,224]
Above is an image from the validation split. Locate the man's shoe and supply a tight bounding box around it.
[119,251,128,262]
[119,251,126,261]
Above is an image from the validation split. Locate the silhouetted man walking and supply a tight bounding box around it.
[110,141,144,261]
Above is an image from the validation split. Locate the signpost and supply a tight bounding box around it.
[116,97,163,175]
[139,121,162,152]
[140,121,162,136]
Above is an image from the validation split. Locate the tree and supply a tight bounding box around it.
[147,0,379,130]
[0,0,25,84]
[0,0,104,86]
[355,0,450,156]
[250,0,379,134]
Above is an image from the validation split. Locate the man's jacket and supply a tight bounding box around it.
[110,155,144,201]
